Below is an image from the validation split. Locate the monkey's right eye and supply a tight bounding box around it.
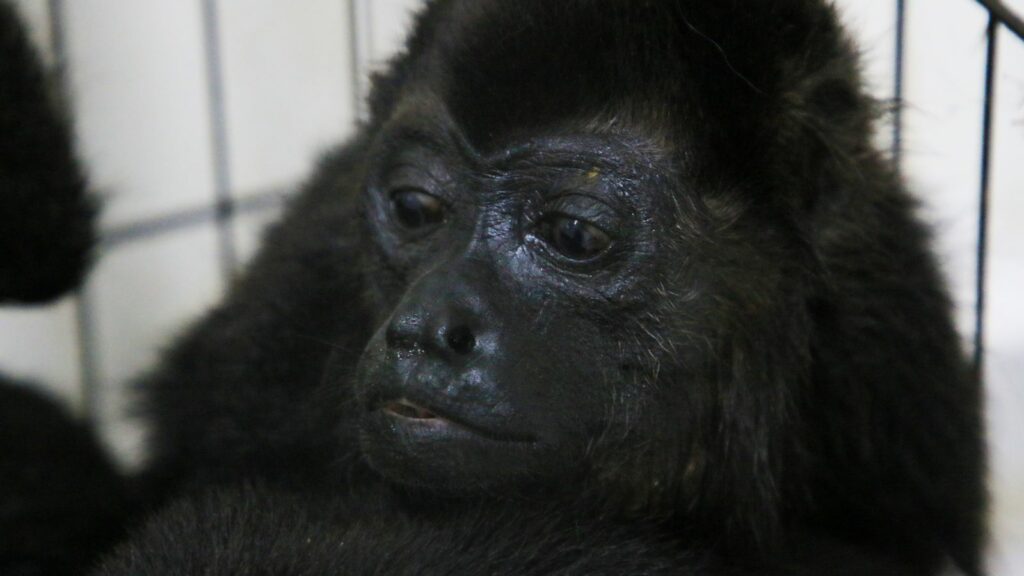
[390,189,445,229]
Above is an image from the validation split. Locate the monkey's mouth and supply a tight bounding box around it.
[375,397,535,443]
[382,398,443,421]
[360,395,546,491]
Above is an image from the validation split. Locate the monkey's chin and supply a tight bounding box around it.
[357,407,546,492]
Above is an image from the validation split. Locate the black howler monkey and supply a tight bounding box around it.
[2,1,986,575]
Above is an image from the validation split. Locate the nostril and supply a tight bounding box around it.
[444,325,476,355]
[386,314,419,349]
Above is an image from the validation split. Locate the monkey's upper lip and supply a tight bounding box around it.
[376,397,536,443]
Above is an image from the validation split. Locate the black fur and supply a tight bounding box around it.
[0,382,129,575]
[2,1,986,574]
[0,0,94,303]
[0,4,121,574]
[96,485,701,576]
[97,484,920,576]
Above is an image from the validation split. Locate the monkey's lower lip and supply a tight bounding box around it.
[375,398,535,443]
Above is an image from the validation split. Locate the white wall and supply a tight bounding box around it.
[0,0,1020,572]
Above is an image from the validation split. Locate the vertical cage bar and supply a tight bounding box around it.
[973,15,998,381]
[48,0,100,422]
[45,0,67,88]
[892,0,907,170]
[74,293,101,422]
[347,0,372,123]
[200,0,238,278]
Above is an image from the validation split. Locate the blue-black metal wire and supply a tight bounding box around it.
[892,0,907,170]
[973,15,999,382]
[45,0,101,423]
[975,0,1024,41]
[348,0,372,123]
[200,0,239,278]
[101,188,290,249]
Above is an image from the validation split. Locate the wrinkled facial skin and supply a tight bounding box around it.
[350,101,694,495]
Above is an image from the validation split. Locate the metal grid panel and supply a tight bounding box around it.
[971,0,1024,379]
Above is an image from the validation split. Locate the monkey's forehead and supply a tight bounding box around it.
[383,0,848,155]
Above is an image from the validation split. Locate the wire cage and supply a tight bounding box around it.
[0,0,1021,573]
[958,0,1023,378]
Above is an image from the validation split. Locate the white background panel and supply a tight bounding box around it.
[984,9,1024,573]
[903,0,989,341]
[10,0,51,62]
[834,0,898,152]
[348,0,424,118]
[62,0,216,229]
[85,226,224,466]
[0,298,82,407]
[217,0,356,197]
[366,0,422,64]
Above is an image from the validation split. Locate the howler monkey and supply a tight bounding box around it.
[2,1,986,575]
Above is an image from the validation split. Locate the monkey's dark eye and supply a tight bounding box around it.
[539,215,612,261]
[391,189,445,229]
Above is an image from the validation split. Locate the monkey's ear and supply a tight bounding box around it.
[0,2,96,304]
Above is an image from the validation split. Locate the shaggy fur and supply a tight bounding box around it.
[97,484,917,576]
[0,0,94,303]
[97,485,701,576]
[0,381,129,576]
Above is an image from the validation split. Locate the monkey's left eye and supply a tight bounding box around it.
[390,189,445,229]
[538,215,612,261]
